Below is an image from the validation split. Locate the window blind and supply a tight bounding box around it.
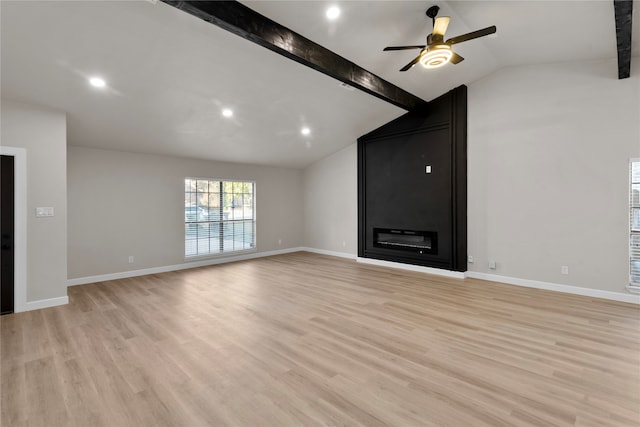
[630,159,640,291]
[184,178,255,258]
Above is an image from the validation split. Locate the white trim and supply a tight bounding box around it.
[24,296,69,311]
[626,285,640,295]
[356,257,466,279]
[630,158,639,289]
[68,247,304,286]
[299,247,356,260]
[0,146,28,313]
[66,245,640,305]
[467,271,640,304]
[184,247,257,262]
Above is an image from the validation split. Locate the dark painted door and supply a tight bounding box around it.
[1,155,15,314]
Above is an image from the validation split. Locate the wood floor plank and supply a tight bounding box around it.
[2,252,639,426]
[24,356,68,426]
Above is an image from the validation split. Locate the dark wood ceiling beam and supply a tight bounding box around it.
[613,0,633,79]
[160,0,428,111]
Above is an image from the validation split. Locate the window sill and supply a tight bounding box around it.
[626,284,640,294]
[184,248,257,262]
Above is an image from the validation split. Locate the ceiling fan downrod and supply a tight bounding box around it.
[426,5,440,25]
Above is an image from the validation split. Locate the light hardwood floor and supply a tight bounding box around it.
[2,252,639,426]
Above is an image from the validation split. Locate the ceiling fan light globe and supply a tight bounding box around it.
[419,45,452,69]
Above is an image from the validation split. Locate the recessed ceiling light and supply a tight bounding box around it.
[89,77,106,88]
[301,127,311,135]
[326,6,340,20]
[222,108,233,118]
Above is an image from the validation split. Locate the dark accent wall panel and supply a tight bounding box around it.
[358,85,467,271]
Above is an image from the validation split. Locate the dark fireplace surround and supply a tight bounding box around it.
[358,86,467,272]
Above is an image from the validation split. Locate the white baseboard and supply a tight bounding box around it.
[67,247,304,286]
[356,257,466,279]
[66,247,640,305]
[466,271,640,304]
[299,247,356,260]
[17,296,69,312]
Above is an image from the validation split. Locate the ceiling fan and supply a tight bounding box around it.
[384,5,496,71]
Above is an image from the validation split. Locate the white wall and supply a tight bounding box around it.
[303,143,357,255]
[303,58,640,296]
[467,58,639,294]
[1,99,68,303]
[67,146,304,279]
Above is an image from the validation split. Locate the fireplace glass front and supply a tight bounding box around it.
[373,228,437,255]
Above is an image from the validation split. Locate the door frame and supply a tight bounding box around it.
[1,147,26,313]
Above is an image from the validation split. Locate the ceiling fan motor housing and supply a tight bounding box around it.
[427,34,445,45]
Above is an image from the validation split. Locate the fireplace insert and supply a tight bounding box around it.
[373,228,437,255]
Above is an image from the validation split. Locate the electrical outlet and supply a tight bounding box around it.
[128,256,134,263]
[278,239,282,245]
[489,260,496,270]
[342,241,347,247]
[468,255,473,263]
[561,265,569,275]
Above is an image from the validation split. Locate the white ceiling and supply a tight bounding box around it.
[2,1,637,168]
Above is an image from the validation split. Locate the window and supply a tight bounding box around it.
[184,178,255,257]
[630,160,640,290]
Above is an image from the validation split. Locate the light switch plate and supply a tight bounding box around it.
[36,207,54,217]
[425,165,432,174]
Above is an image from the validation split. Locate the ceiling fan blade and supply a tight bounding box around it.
[446,25,496,45]
[432,16,450,37]
[450,51,464,64]
[383,45,425,51]
[399,55,421,72]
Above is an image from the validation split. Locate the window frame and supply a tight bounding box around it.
[629,159,640,292]
[184,177,256,259]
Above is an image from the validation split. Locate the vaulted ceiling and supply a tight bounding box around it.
[2,1,637,168]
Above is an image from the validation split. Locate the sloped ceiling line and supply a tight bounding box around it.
[614,0,634,79]
[160,0,428,111]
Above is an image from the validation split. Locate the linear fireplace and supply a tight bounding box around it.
[373,228,437,255]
